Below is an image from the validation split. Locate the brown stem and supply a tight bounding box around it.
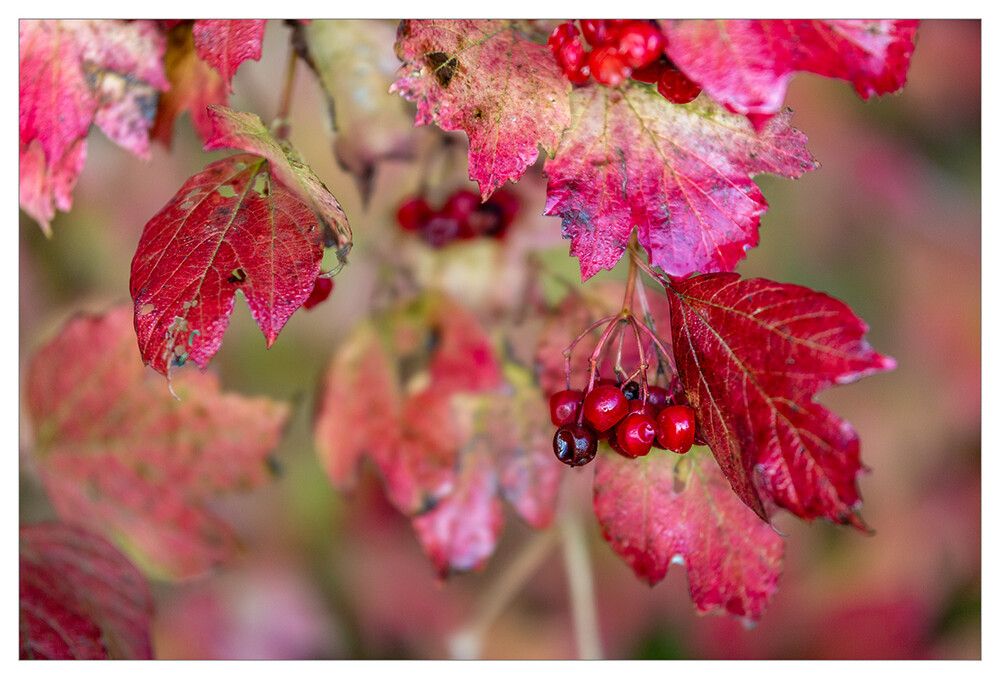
[272,41,299,141]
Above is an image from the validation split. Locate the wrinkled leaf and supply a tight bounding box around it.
[152,21,229,147]
[192,19,266,92]
[20,522,153,659]
[391,19,571,199]
[130,152,327,377]
[26,307,290,579]
[19,19,168,233]
[315,293,501,515]
[302,19,419,203]
[662,20,919,124]
[544,84,817,280]
[665,273,896,526]
[592,450,784,622]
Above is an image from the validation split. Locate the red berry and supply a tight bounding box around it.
[549,389,584,427]
[418,214,462,247]
[302,276,333,310]
[583,384,628,432]
[557,37,588,75]
[617,21,666,68]
[627,398,652,416]
[443,189,480,222]
[552,422,598,467]
[548,21,578,51]
[588,45,630,87]
[631,59,665,84]
[580,19,628,47]
[396,196,432,231]
[656,404,696,454]
[657,66,702,104]
[617,412,658,457]
[646,384,671,411]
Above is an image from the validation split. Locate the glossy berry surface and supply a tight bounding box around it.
[656,66,702,104]
[616,412,657,458]
[617,21,666,68]
[583,384,628,432]
[302,276,334,310]
[646,385,671,411]
[552,422,598,467]
[549,389,584,427]
[396,196,431,231]
[656,404,696,454]
[588,45,630,86]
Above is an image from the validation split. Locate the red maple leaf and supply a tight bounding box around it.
[665,273,896,527]
[19,19,168,233]
[391,19,572,199]
[20,522,153,659]
[131,106,351,377]
[192,19,266,92]
[543,84,817,281]
[25,307,290,579]
[592,450,784,622]
[662,20,919,126]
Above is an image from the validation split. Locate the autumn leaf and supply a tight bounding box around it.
[192,19,266,92]
[544,83,817,281]
[592,449,784,622]
[315,293,501,515]
[132,106,350,377]
[665,273,896,526]
[662,20,919,125]
[152,21,229,147]
[26,307,290,579]
[391,19,571,199]
[19,19,168,233]
[20,522,154,659]
[301,19,420,203]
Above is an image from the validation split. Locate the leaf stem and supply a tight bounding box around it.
[272,39,299,141]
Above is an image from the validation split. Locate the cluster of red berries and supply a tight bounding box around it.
[396,188,519,248]
[550,379,697,467]
[547,20,702,104]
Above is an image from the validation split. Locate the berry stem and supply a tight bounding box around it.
[586,314,626,394]
[563,314,618,389]
[272,37,299,141]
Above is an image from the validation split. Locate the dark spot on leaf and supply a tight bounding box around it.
[425,51,458,88]
[228,268,247,284]
[474,108,483,120]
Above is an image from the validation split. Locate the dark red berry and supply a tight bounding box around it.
[627,398,653,416]
[552,422,598,467]
[580,19,628,47]
[616,412,658,457]
[442,189,480,222]
[548,21,578,51]
[396,196,432,232]
[657,66,702,104]
[631,59,665,84]
[622,380,641,401]
[656,404,696,454]
[418,214,463,247]
[617,21,666,68]
[588,45,630,87]
[646,385,671,411]
[302,276,334,310]
[583,384,628,432]
[549,389,584,427]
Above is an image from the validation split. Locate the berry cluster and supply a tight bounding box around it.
[550,380,697,467]
[547,20,702,104]
[396,188,519,248]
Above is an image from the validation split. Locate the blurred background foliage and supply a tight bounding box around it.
[19,19,980,659]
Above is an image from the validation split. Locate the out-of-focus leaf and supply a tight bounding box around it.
[662,20,919,125]
[592,449,784,622]
[20,522,153,659]
[19,19,168,232]
[544,84,817,280]
[192,19,266,92]
[26,307,289,579]
[391,19,571,199]
[665,273,896,526]
[302,19,419,203]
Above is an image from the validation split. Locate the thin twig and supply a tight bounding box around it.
[561,499,603,660]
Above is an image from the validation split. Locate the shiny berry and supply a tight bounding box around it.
[630,59,665,84]
[622,380,641,401]
[656,404,696,453]
[549,389,585,427]
[617,21,666,68]
[580,19,628,47]
[616,412,658,457]
[588,45,630,86]
[553,422,598,467]
[548,21,578,51]
[657,66,702,104]
[646,385,671,411]
[583,384,628,432]
[302,276,334,310]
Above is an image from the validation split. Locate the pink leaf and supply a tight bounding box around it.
[391,19,571,199]
[20,522,153,659]
[192,19,266,92]
[662,20,919,124]
[26,307,290,579]
[592,450,784,622]
[544,84,817,280]
[665,273,896,526]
